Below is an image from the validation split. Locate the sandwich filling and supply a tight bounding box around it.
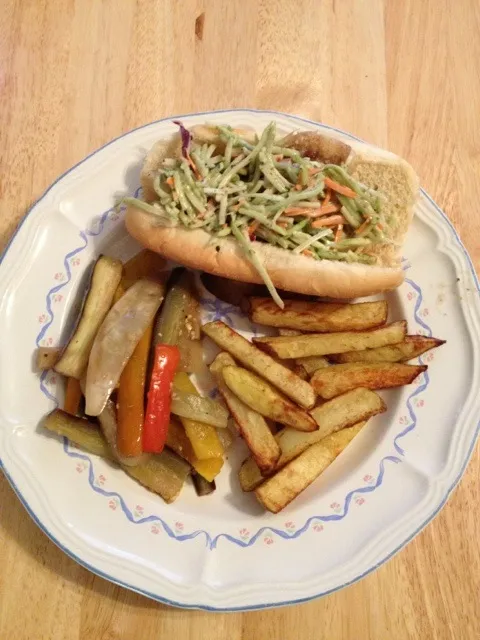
[125,122,395,307]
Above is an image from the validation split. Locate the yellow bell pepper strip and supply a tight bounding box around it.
[173,372,224,460]
[166,418,223,482]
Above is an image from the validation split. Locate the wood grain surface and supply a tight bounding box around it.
[0,1,479,638]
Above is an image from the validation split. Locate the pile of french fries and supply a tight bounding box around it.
[203,296,444,513]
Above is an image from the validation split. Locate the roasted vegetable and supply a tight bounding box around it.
[329,336,445,364]
[55,256,123,378]
[153,270,203,374]
[166,417,224,482]
[117,323,153,457]
[85,278,165,416]
[202,321,316,409]
[98,400,148,467]
[171,389,229,428]
[64,377,83,416]
[122,250,167,289]
[173,372,224,460]
[36,347,61,370]
[246,298,388,332]
[44,409,190,503]
[222,365,317,432]
[192,472,216,496]
[143,344,180,453]
[210,353,280,473]
[311,362,427,399]
[253,321,407,359]
[310,387,385,437]
[254,422,362,513]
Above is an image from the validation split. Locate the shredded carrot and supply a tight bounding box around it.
[319,202,340,215]
[186,151,202,180]
[274,154,284,161]
[376,222,384,231]
[311,214,345,229]
[247,220,259,235]
[308,167,323,176]
[294,183,302,191]
[335,224,344,243]
[355,217,372,236]
[322,189,332,208]
[166,177,174,187]
[277,221,288,229]
[302,249,314,257]
[324,177,357,199]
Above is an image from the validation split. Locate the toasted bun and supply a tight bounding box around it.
[127,127,418,299]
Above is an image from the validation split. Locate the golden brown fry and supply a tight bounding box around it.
[210,353,280,473]
[36,347,61,370]
[238,422,366,492]
[295,355,330,375]
[255,419,366,513]
[329,335,445,364]
[246,298,388,332]
[222,365,317,432]
[309,387,385,437]
[253,321,407,359]
[202,321,316,409]
[312,362,427,399]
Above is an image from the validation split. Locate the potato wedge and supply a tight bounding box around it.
[329,335,445,364]
[255,422,363,513]
[253,321,407,359]
[278,328,302,336]
[55,255,123,379]
[222,365,317,432]
[36,347,61,371]
[202,321,316,409]
[295,355,330,375]
[246,298,388,333]
[239,422,365,492]
[312,363,427,399]
[210,353,280,473]
[310,387,385,437]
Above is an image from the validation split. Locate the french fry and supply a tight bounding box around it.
[246,298,388,332]
[210,353,280,473]
[310,387,385,437]
[253,321,407,359]
[329,335,445,364]
[239,422,365,492]
[295,355,330,375]
[202,321,316,409]
[222,365,317,432]
[255,422,364,513]
[312,362,427,399]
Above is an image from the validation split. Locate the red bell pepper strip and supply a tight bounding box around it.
[143,344,180,453]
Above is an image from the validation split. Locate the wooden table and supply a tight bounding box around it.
[1,2,479,638]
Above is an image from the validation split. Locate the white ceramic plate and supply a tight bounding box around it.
[0,110,479,611]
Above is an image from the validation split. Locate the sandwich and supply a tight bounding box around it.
[124,121,418,307]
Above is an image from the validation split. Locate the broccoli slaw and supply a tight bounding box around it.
[125,122,390,307]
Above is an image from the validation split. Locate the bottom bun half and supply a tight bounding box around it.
[125,206,404,299]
